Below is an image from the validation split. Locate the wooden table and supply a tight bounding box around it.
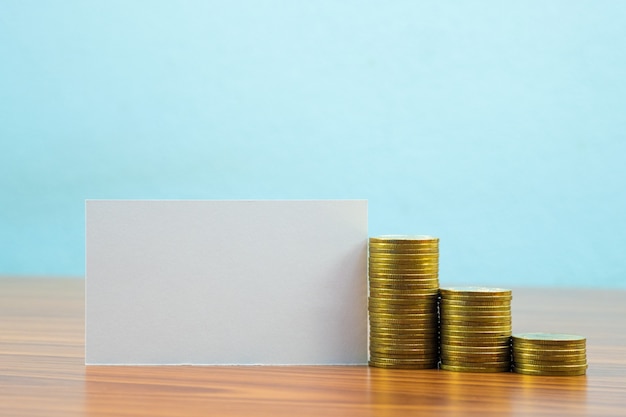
[1,278,625,416]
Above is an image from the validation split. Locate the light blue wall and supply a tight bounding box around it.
[1,1,625,287]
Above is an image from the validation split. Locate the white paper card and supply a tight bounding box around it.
[85,200,367,365]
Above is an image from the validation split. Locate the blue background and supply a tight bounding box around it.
[1,1,625,287]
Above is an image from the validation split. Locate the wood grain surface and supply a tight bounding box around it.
[1,278,625,416]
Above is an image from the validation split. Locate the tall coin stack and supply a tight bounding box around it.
[368,235,440,369]
[512,333,587,376]
[439,287,512,372]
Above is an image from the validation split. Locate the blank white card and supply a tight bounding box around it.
[85,200,368,365]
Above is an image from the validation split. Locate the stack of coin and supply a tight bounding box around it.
[368,235,440,369]
[439,287,512,372]
[512,333,587,376]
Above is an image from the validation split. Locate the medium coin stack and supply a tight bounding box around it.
[368,235,440,369]
[512,333,587,376]
[439,287,512,372]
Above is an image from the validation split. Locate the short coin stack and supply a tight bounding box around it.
[439,287,512,372]
[368,235,440,369]
[512,333,587,376]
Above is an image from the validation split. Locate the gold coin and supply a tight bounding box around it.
[370,268,439,274]
[369,311,438,316]
[369,253,439,261]
[440,309,511,317]
[369,277,439,284]
[370,316,438,324]
[369,296,440,304]
[370,350,439,357]
[440,323,512,330]
[368,258,439,266]
[439,300,511,312]
[513,358,588,367]
[370,294,439,301]
[369,284,440,292]
[441,323,512,331]
[512,367,587,376]
[368,242,439,250]
[440,363,511,373]
[369,299,438,307]
[368,355,439,364]
[441,318,512,325]
[441,352,511,363]
[441,346,511,355]
[370,274,440,281]
[370,324,439,332]
[441,325,512,333]
[370,349,439,357]
[440,326,512,333]
[441,341,511,349]
[369,250,439,257]
[370,338,438,346]
[513,343,586,352]
[441,300,511,307]
[370,316,438,323]
[370,283,437,290]
[369,272,439,279]
[370,260,439,266]
[369,356,439,365]
[512,351,587,361]
[439,291,513,303]
[439,299,512,307]
[368,249,439,256]
[440,339,511,348]
[369,307,438,316]
[441,312,512,319]
[442,330,512,337]
[439,287,512,296]
[440,303,512,310]
[370,330,439,338]
[368,360,438,369]
[371,355,440,363]
[440,335,512,343]
[439,305,511,321]
[441,317,512,324]
[441,346,510,354]
[369,259,440,266]
[370,284,440,291]
[369,235,439,244]
[370,352,439,360]
[512,333,586,347]
[370,333,438,341]
[370,287,440,294]
[369,246,439,255]
[369,303,437,311]
[440,291,512,299]
[370,325,439,333]
[370,293,440,300]
[512,362,588,371]
[370,341,438,349]
[370,268,439,275]
[369,258,439,264]
[369,297,438,305]
[370,345,438,353]
[441,352,511,360]
[369,276,439,286]
[370,293,439,300]
[441,358,510,367]
[513,341,587,355]
[370,291,439,299]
